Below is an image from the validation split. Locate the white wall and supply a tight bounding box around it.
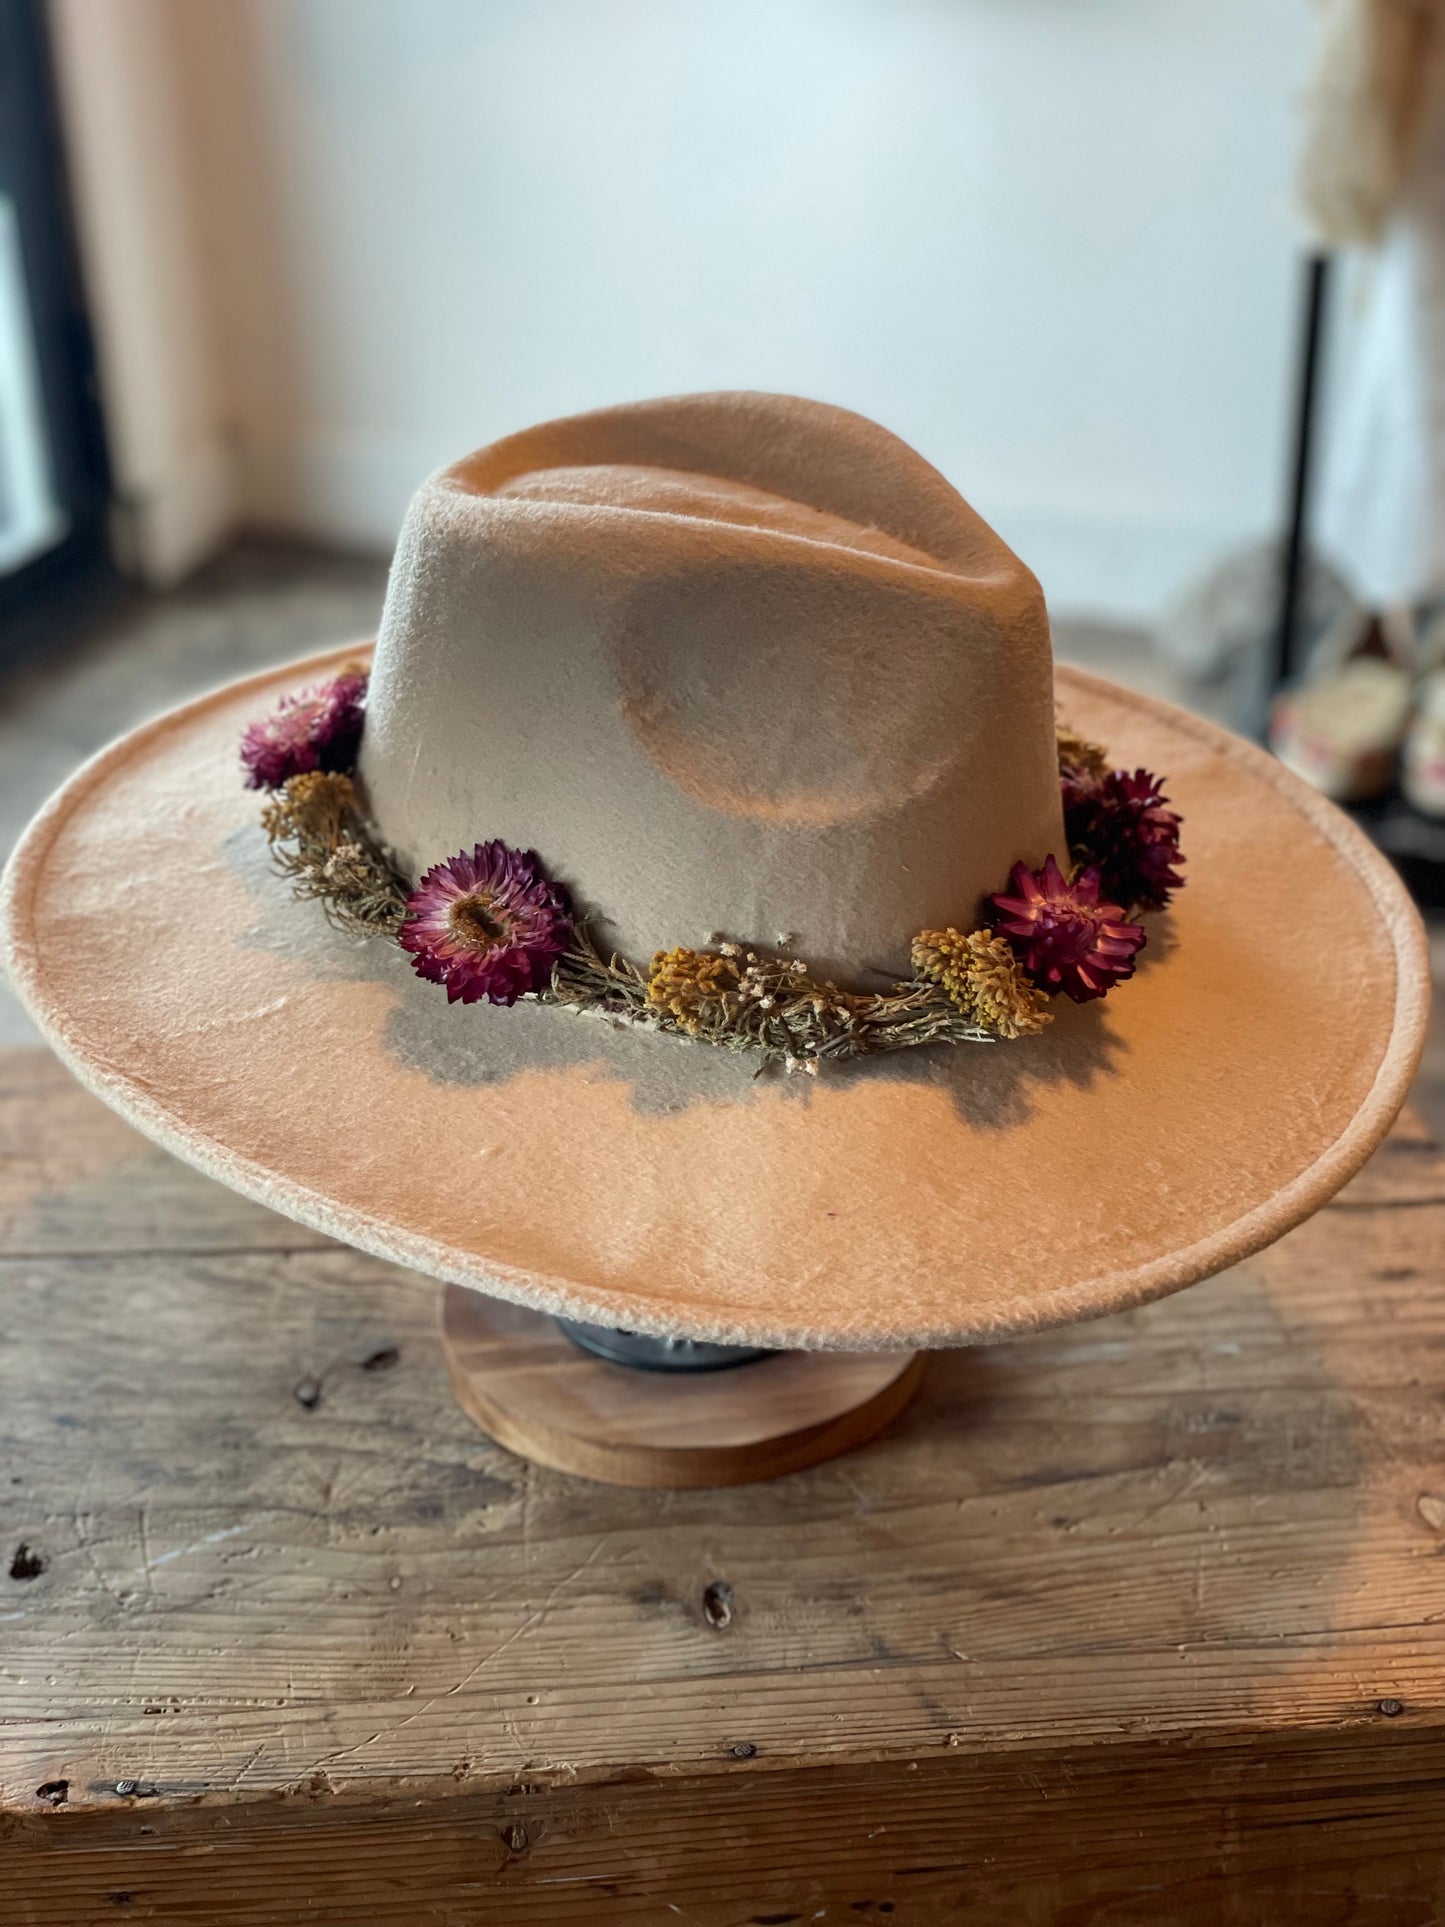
[123,0,1315,620]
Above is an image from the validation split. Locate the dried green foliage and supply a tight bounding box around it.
[259,782,1003,1068]
[260,794,1008,1069]
[548,930,996,1074]
[260,772,409,937]
[262,747,1182,1066]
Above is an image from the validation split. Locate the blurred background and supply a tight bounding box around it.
[5,0,1319,621]
[3,0,1445,1085]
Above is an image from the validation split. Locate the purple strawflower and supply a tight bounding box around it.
[399,842,572,1006]
[988,854,1146,1004]
[1064,767,1185,913]
[241,671,368,790]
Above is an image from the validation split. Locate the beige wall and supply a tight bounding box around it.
[48,0,237,584]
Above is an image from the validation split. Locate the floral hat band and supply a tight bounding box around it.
[242,670,1184,1075]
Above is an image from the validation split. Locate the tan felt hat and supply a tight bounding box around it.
[0,394,1431,1350]
[364,391,1063,984]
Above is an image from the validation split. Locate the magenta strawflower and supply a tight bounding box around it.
[399,842,572,1005]
[241,671,368,790]
[988,855,1145,1004]
[1064,767,1185,913]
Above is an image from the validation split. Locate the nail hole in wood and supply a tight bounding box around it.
[9,1543,46,1581]
[702,1580,734,1629]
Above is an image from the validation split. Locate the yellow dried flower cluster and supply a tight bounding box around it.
[259,769,359,846]
[248,691,1156,1070]
[1056,723,1110,780]
[645,945,742,1033]
[910,927,1050,1039]
[261,772,408,936]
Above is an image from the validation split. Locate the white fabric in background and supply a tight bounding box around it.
[1319,57,1445,608]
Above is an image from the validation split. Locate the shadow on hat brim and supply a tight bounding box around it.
[0,647,1430,1351]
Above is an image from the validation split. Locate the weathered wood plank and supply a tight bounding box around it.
[3,1217,1443,1783]
[3,1736,1444,1925]
[2,1046,1443,1918]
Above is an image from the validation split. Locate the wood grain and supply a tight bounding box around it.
[2,1046,1444,1921]
[441,1286,925,1486]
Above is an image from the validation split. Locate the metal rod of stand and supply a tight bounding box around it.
[1272,252,1332,699]
[555,1317,773,1373]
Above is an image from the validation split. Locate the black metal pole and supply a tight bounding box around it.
[1273,252,1332,693]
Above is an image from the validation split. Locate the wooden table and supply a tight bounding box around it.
[2,1044,1443,1924]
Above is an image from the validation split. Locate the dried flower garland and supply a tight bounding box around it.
[244,671,1184,1072]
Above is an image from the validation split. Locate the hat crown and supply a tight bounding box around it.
[359,391,1063,978]
[488,460,950,570]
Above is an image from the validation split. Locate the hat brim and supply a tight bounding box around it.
[1,646,1429,1350]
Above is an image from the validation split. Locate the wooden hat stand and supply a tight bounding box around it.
[440,1287,924,1488]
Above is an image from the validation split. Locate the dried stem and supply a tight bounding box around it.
[259,779,999,1071]
[259,713,1119,1068]
[260,772,409,937]
[542,926,997,1072]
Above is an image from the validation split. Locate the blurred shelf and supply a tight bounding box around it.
[1344,791,1445,910]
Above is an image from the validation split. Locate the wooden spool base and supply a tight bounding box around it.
[440,1286,925,1488]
